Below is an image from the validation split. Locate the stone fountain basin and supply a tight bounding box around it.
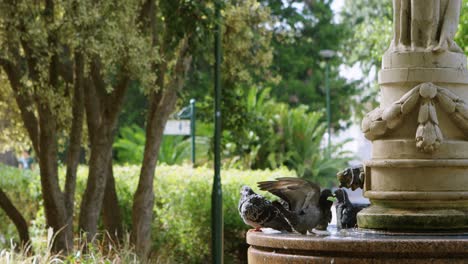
[247,226,468,263]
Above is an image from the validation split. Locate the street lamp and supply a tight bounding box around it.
[319,49,335,155]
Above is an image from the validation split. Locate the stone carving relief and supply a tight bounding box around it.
[390,0,463,53]
[362,82,468,153]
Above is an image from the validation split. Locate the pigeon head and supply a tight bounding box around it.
[337,166,364,190]
[320,189,333,198]
[334,188,348,203]
[240,186,255,197]
[337,167,353,188]
[319,189,334,207]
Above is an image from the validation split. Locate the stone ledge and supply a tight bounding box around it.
[382,51,467,70]
[247,229,468,263]
[378,68,468,84]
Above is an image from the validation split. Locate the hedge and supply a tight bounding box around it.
[0,164,295,263]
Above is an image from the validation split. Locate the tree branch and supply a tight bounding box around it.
[105,74,130,125]
[84,77,100,144]
[0,58,40,154]
[0,188,31,249]
[90,58,108,103]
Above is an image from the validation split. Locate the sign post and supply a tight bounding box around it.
[165,99,197,165]
[190,99,196,166]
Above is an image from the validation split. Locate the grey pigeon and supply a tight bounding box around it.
[238,186,293,232]
[257,177,334,234]
[334,188,369,229]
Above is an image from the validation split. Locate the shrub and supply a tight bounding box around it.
[0,164,295,263]
[0,165,41,244]
[111,165,294,263]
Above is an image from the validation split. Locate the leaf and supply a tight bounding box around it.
[401,93,420,114]
[382,103,401,121]
[418,101,429,123]
[437,93,456,113]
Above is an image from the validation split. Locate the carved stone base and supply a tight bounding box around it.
[360,49,468,233]
[358,205,468,230]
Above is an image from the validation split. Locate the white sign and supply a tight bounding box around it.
[164,120,191,135]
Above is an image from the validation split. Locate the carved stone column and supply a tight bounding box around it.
[358,1,468,230]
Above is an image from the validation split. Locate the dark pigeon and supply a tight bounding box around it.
[315,189,334,231]
[334,188,369,229]
[238,186,293,232]
[257,177,334,234]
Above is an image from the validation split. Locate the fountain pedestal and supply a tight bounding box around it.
[247,229,468,263]
[358,39,468,231]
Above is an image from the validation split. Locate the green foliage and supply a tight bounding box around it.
[113,125,146,165]
[116,165,296,263]
[0,74,29,152]
[0,164,296,263]
[113,125,210,166]
[223,88,352,185]
[341,0,392,75]
[340,0,392,115]
[271,105,351,185]
[184,0,275,152]
[455,2,468,53]
[157,136,191,166]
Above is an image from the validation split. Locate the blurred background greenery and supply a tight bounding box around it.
[4,0,468,263]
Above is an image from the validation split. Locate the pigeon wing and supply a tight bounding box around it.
[257,177,320,212]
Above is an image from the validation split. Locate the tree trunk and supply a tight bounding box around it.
[0,188,31,249]
[102,157,123,242]
[132,40,191,258]
[38,107,73,253]
[1,57,73,253]
[132,95,170,258]
[64,51,85,240]
[79,62,129,239]
[78,131,113,240]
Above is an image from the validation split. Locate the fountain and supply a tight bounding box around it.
[246,1,468,262]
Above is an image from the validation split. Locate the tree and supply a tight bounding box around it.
[0,0,158,251]
[0,0,83,251]
[261,0,360,129]
[0,0,275,258]
[131,0,194,257]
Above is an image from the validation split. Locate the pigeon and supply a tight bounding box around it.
[257,177,334,234]
[334,188,369,229]
[337,165,365,190]
[238,186,293,232]
[315,189,334,231]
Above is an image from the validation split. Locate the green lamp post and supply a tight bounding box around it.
[212,1,223,263]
